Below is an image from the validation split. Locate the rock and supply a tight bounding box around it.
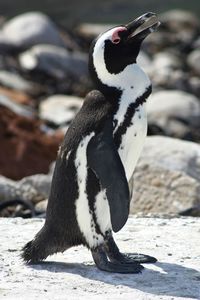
[0,174,51,204]
[35,199,48,214]
[187,49,200,76]
[0,94,35,118]
[144,10,200,55]
[179,205,200,217]
[0,86,34,106]
[0,105,63,180]
[39,95,83,126]
[149,51,186,89]
[0,12,64,51]
[0,173,52,217]
[0,70,43,96]
[152,51,182,72]
[147,90,200,140]
[0,176,19,202]
[19,45,88,80]
[131,136,200,215]
[0,217,200,299]
[143,31,177,55]
[18,174,52,204]
[160,10,200,33]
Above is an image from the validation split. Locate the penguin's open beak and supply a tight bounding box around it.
[125,12,160,42]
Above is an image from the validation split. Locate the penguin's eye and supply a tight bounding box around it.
[112,37,121,44]
[111,27,127,44]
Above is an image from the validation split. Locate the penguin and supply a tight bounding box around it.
[22,12,160,273]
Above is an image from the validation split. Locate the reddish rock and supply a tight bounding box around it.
[0,105,63,180]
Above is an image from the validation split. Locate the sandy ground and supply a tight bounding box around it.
[0,216,200,300]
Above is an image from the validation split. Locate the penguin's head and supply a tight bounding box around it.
[89,12,160,90]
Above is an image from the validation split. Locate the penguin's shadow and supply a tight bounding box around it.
[30,259,200,299]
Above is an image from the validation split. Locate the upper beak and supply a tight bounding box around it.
[125,12,160,42]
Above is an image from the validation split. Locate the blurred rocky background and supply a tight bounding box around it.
[0,1,200,218]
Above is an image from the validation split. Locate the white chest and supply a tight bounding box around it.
[117,103,147,181]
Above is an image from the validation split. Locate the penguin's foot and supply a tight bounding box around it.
[92,245,143,274]
[113,252,157,264]
[104,235,157,264]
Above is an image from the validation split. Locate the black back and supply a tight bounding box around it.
[45,90,112,247]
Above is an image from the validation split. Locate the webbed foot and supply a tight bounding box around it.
[104,235,157,264]
[92,245,143,274]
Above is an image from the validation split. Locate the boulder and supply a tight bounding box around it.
[0,105,63,180]
[147,90,200,140]
[19,45,88,80]
[0,12,64,50]
[39,95,83,126]
[131,136,200,215]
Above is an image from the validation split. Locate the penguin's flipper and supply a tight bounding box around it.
[87,118,130,233]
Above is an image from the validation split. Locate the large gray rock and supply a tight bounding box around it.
[0,217,199,299]
[19,44,88,80]
[131,136,200,215]
[147,90,200,139]
[0,12,64,50]
[39,95,83,126]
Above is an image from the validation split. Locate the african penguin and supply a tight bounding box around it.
[22,12,160,273]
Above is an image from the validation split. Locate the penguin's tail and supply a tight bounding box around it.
[22,227,55,264]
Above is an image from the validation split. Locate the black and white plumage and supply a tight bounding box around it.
[22,13,160,273]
